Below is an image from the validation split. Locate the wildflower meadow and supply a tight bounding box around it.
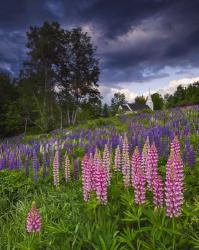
[1,105,199,249]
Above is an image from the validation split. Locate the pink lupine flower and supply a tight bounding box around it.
[152,174,163,208]
[131,147,142,188]
[170,136,181,155]
[103,144,111,185]
[82,154,92,201]
[114,145,121,171]
[145,143,163,207]
[122,133,129,161]
[122,133,129,170]
[53,151,59,187]
[91,150,100,191]
[26,201,42,233]
[122,134,130,187]
[95,164,108,205]
[146,144,158,191]
[165,149,184,218]
[134,166,146,204]
[122,151,131,187]
[170,136,183,183]
[65,154,70,182]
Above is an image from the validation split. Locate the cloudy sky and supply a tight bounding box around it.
[1,0,199,103]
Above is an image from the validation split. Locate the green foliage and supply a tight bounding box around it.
[102,103,110,118]
[1,147,199,250]
[135,95,146,105]
[165,82,199,108]
[0,22,101,137]
[151,92,164,110]
[0,72,23,137]
[111,92,126,115]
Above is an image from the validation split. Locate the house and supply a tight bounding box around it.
[118,92,153,114]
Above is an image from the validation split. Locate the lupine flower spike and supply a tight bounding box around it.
[114,145,121,171]
[131,147,142,188]
[141,137,150,173]
[146,143,158,191]
[165,137,184,217]
[123,151,131,187]
[82,155,92,201]
[132,147,146,204]
[91,150,100,191]
[65,154,70,182]
[26,201,42,233]
[95,164,108,205]
[53,151,59,187]
[122,134,130,187]
[152,174,163,208]
[103,144,111,185]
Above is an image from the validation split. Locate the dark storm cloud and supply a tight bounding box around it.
[0,0,199,83]
[0,31,26,74]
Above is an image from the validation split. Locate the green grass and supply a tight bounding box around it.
[1,159,199,249]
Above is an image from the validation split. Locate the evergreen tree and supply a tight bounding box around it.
[151,93,164,110]
[102,104,110,117]
[134,95,146,105]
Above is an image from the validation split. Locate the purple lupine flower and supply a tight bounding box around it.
[25,156,29,177]
[64,154,70,181]
[188,146,195,167]
[74,159,79,180]
[197,143,199,156]
[9,154,15,170]
[17,155,22,170]
[46,153,50,169]
[163,139,169,158]
[53,151,59,187]
[0,157,3,170]
[26,201,42,233]
[32,150,39,182]
[137,138,143,155]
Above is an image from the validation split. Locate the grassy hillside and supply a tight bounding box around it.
[0,106,199,249]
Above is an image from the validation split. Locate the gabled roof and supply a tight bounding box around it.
[119,103,150,111]
[119,104,132,112]
[129,103,150,111]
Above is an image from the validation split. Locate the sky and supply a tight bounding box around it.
[1,0,199,103]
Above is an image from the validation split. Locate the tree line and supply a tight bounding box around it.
[109,83,199,115]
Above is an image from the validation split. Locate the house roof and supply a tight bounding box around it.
[119,104,131,111]
[120,103,150,111]
[129,103,150,111]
